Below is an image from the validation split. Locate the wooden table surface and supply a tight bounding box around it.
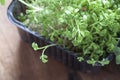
[0,0,120,80]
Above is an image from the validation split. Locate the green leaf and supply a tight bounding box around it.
[40,54,48,63]
[100,29,107,36]
[19,0,120,65]
[113,47,120,64]
[92,13,98,21]
[0,0,5,5]
[32,42,39,51]
[82,14,88,21]
[102,0,110,8]
[32,42,56,63]
[116,8,120,15]
[77,57,84,62]
[113,47,120,55]
[87,59,96,66]
[116,55,120,64]
[98,59,110,66]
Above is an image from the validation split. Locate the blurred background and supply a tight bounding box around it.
[0,0,120,80]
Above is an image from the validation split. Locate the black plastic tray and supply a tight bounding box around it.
[7,0,114,73]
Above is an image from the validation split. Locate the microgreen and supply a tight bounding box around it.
[32,42,56,63]
[19,0,120,65]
